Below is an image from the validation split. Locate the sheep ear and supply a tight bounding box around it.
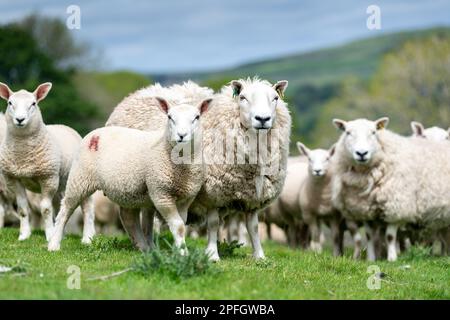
[33,82,52,102]
[0,82,13,101]
[273,80,288,98]
[410,121,424,137]
[375,117,389,130]
[329,144,336,157]
[333,119,347,131]
[231,80,243,98]
[155,96,170,114]
[198,98,212,115]
[296,142,310,158]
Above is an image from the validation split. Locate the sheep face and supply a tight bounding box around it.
[297,142,335,177]
[411,121,449,141]
[155,97,212,144]
[333,117,389,165]
[231,80,288,130]
[0,82,52,129]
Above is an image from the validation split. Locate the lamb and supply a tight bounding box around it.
[106,78,291,261]
[48,96,213,252]
[332,117,450,261]
[297,142,361,258]
[410,121,449,140]
[0,82,96,243]
[0,113,16,228]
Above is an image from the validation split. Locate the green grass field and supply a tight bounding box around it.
[0,228,448,299]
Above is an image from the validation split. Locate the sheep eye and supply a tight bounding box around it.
[239,95,247,101]
[346,131,351,136]
[193,115,200,123]
[168,115,174,122]
[31,102,36,106]
[7,101,12,106]
[273,96,279,102]
[371,131,376,135]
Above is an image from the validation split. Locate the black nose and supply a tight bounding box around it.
[314,169,321,174]
[178,133,187,140]
[16,117,25,124]
[356,151,368,158]
[255,116,271,125]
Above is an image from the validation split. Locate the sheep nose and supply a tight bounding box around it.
[15,117,25,124]
[314,169,322,175]
[255,116,271,125]
[356,150,368,157]
[177,132,187,141]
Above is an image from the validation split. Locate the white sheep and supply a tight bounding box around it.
[106,78,291,261]
[48,96,212,252]
[410,121,450,255]
[264,156,310,248]
[332,117,450,261]
[297,142,362,258]
[410,121,449,140]
[0,82,96,243]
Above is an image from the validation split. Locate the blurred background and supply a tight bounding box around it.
[1,0,450,149]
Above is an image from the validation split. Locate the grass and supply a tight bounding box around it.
[0,228,449,299]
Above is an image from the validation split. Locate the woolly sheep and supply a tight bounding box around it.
[410,121,450,255]
[332,117,450,261]
[297,142,361,258]
[0,82,96,243]
[106,78,291,261]
[48,96,213,252]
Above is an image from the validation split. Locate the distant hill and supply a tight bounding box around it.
[154,27,450,93]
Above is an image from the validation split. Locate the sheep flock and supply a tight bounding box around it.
[0,78,449,264]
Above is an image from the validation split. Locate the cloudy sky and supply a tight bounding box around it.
[1,0,450,73]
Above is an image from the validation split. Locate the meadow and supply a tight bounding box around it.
[0,228,448,300]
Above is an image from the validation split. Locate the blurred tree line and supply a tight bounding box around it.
[314,33,450,147]
[0,14,100,135]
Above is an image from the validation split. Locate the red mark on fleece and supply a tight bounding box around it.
[88,135,100,151]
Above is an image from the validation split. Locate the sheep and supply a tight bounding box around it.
[332,117,450,261]
[410,121,450,255]
[264,156,310,248]
[0,113,16,228]
[106,78,291,261]
[48,96,213,252]
[297,142,361,258]
[410,121,449,141]
[0,82,96,243]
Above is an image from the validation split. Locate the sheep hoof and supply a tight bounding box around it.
[47,242,61,252]
[253,254,266,260]
[81,237,93,245]
[18,233,31,241]
[207,252,220,262]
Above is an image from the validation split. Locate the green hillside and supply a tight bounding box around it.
[195,27,450,92]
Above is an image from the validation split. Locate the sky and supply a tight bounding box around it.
[1,0,450,73]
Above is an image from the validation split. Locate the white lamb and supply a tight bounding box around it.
[48,96,212,252]
[0,82,95,243]
[410,121,449,140]
[332,117,450,261]
[297,142,361,258]
[106,78,291,261]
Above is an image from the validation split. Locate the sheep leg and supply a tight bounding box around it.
[13,181,32,241]
[365,223,377,261]
[245,211,265,260]
[80,196,96,245]
[346,220,362,259]
[308,216,322,253]
[330,216,344,257]
[227,215,239,242]
[154,202,187,255]
[0,203,4,228]
[48,198,79,251]
[119,207,149,252]
[205,209,220,261]
[386,224,399,261]
[141,208,155,249]
[238,218,248,246]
